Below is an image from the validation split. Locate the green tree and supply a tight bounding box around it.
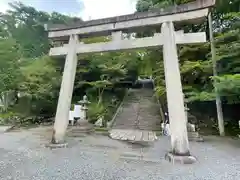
[17,55,61,116]
[0,37,22,112]
[0,2,81,58]
[0,38,21,92]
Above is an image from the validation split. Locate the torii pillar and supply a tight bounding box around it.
[50,34,79,146]
[162,22,196,164]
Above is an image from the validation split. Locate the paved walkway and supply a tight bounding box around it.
[109,88,161,142]
[0,127,240,180]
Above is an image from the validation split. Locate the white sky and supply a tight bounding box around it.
[79,0,137,20]
[0,0,137,20]
[0,0,10,13]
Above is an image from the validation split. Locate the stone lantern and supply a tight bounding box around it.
[68,95,94,136]
[77,95,90,123]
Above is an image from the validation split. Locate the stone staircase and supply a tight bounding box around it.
[109,88,162,142]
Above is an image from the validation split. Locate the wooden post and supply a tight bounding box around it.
[208,12,225,136]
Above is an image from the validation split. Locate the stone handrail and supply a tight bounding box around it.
[107,89,130,128]
[152,78,165,123]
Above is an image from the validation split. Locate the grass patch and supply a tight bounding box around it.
[94,127,109,136]
[94,127,109,132]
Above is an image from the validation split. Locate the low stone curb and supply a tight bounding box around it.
[0,125,15,133]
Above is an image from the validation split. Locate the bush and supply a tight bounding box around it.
[87,90,124,126]
[88,102,107,124]
[0,111,43,126]
[0,111,21,125]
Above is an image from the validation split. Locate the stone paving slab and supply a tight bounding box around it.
[0,128,240,180]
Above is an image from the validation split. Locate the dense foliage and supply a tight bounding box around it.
[0,2,140,126]
[0,1,239,135]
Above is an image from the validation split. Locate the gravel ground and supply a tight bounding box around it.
[0,127,240,180]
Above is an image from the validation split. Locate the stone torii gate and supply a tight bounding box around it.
[46,0,216,163]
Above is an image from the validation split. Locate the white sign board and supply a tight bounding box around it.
[73,105,85,119]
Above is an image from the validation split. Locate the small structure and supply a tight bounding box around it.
[69,110,75,126]
[162,123,171,136]
[95,117,103,127]
[184,97,204,142]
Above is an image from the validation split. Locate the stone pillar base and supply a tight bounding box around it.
[67,120,94,137]
[188,132,204,142]
[165,152,197,164]
[45,142,68,149]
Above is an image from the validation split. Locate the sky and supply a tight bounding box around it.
[0,0,137,20]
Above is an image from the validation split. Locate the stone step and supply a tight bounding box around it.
[109,129,158,142]
[112,127,161,131]
[110,88,162,142]
[112,125,161,129]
